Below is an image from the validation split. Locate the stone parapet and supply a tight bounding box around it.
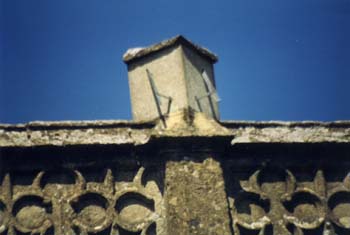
[0,114,350,234]
[1,119,349,147]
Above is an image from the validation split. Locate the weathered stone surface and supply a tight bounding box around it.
[165,158,231,235]
[1,119,349,147]
[154,108,232,137]
[0,120,153,147]
[224,121,350,144]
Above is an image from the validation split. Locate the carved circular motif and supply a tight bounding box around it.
[77,205,107,228]
[328,191,350,229]
[71,192,111,232]
[115,192,155,231]
[232,192,270,229]
[13,195,51,232]
[333,203,350,228]
[293,203,319,223]
[284,192,324,229]
[16,206,47,229]
[119,203,153,225]
[333,202,350,229]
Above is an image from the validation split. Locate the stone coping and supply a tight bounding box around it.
[0,120,155,130]
[222,120,350,128]
[123,35,218,64]
[2,120,349,129]
[0,119,349,147]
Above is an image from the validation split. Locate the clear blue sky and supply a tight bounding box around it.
[1,0,349,124]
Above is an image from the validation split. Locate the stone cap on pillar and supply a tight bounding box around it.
[123,35,220,124]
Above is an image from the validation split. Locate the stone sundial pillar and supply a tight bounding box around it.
[123,35,220,123]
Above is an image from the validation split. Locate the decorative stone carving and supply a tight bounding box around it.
[0,168,165,235]
[229,168,350,235]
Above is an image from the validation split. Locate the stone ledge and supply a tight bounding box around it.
[0,120,154,129]
[1,119,349,147]
[222,120,350,128]
[230,125,350,144]
[0,120,154,147]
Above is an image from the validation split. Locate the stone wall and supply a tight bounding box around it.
[0,115,349,235]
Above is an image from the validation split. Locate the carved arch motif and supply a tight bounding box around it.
[229,168,350,235]
[0,168,165,235]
